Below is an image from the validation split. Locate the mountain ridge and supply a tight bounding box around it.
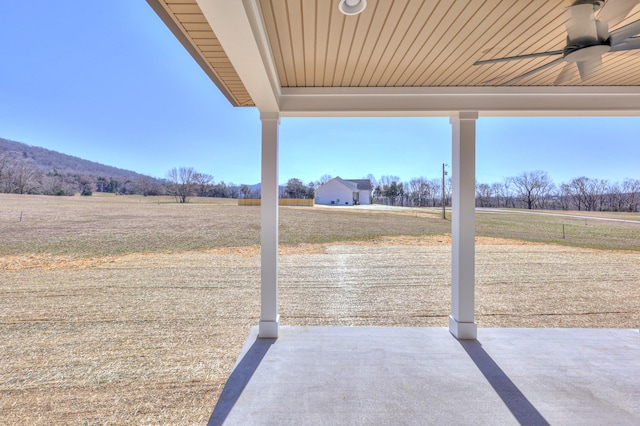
[0,137,154,181]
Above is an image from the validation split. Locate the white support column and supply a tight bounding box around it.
[259,112,280,338]
[449,111,478,340]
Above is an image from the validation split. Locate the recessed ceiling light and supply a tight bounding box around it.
[339,0,367,16]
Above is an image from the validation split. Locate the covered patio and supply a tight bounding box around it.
[145,0,640,423]
[210,327,639,425]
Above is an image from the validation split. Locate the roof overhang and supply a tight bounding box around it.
[147,0,640,117]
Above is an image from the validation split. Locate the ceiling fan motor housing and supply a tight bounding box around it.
[564,43,610,62]
[564,8,611,62]
[572,0,604,9]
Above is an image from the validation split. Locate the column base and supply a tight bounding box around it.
[449,316,477,340]
[259,316,280,339]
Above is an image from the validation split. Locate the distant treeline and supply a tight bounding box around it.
[0,150,159,196]
[280,172,639,212]
[1,137,638,212]
[0,152,249,198]
[365,171,640,212]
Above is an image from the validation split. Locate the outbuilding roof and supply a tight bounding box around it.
[321,177,372,192]
[347,179,373,191]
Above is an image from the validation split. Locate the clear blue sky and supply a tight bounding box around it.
[1,2,638,186]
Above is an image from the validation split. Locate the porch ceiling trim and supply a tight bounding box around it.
[278,86,640,117]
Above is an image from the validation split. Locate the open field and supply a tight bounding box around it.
[1,194,639,424]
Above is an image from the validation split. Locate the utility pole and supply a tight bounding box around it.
[442,163,448,219]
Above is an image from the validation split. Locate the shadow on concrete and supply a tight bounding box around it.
[460,340,550,426]
[208,337,275,426]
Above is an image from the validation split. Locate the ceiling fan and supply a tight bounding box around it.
[474,0,640,84]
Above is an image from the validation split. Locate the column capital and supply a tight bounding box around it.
[450,111,479,123]
[260,111,280,123]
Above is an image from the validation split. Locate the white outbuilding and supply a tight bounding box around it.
[315,177,372,206]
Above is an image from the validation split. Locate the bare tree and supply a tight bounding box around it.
[366,173,377,189]
[555,183,572,210]
[211,181,230,198]
[498,179,516,208]
[566,177,586,210]
[228,183,239,199]
[590,179,608,211]
[166,167,197,203]
[605,181,625,212]
[490,182,506,207]
[136,176,164,196]
[511,170,554,209]
[409,177,429,207]
[193,172,213,197]
[240,184,251,199]
[1,152,39,194]
[444,176,452,207]
[318,174,333,185]
[0,151,15,192]
[475,182,492,207]
[598,178,640,212]
[565,176,608,211]
[379,175,400,188]
[427,178,440,207]
[623,178,640,212]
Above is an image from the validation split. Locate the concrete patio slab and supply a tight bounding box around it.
[209,327,640,426]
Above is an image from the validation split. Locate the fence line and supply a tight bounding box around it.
[238,198,314,207]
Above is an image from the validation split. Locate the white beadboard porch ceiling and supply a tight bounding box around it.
[148,0,640,109]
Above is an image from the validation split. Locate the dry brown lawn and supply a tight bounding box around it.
[0,194,639,424]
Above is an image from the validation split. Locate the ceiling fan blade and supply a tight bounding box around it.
[566,3,598,42]
[609,18,640,44]
[473,50,564,65]
[610,35,640,50]
[577,57,603,80]
[501,57,565,85]
[597,0,639,28]
[596,19,610,40]
[554,62,578,85]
